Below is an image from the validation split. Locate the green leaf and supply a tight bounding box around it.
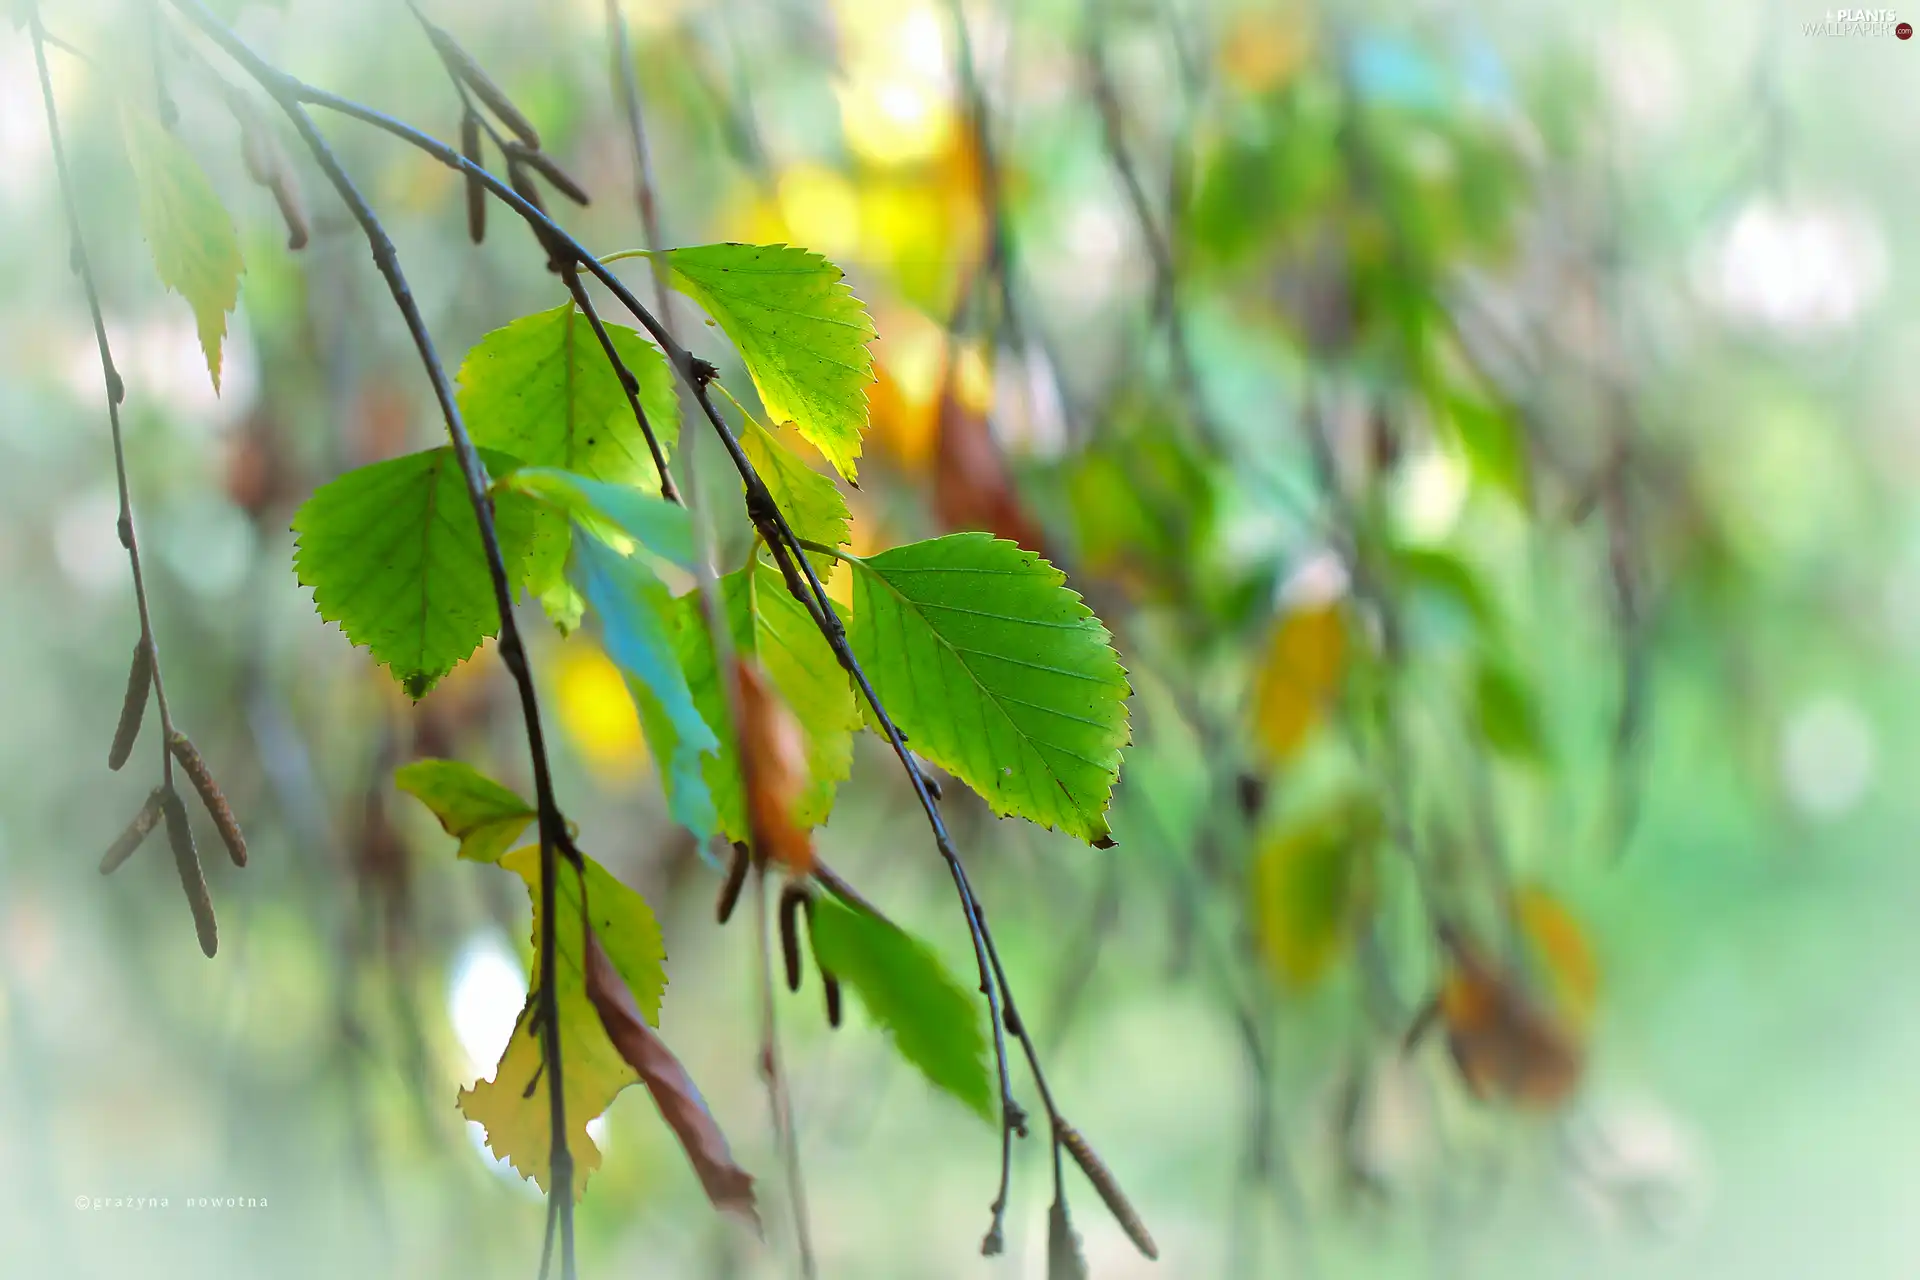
[459,303,679,628]
[500,467,693,569]
[807,897,992,1122]
[1443,391,1529,504]
[574,530,718,837]
[394,758,534,863]
[670,563,859,844]
[1392,546,1496,632]
[458,302,679,488]
[292,447,540,697]
[121,106,243,392]
[1474,655,1546,762]
[742,418,850,577]
[458,845,666,1199]
[659,243,875,483]
[847,534,1131,845]
[1249,796,1380,989]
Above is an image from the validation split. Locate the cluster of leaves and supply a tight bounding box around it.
[1027,17,1609,1135]
[285,242,1133,1197]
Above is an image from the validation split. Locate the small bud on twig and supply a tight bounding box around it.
[100,787,165,875]
[108,637,153,771]
[168,731,247,867]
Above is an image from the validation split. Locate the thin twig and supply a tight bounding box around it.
[751,859,817,1279]
[559,266,681,503]
[163,5,580,1274]
[1082,6,1219,448]
[603,0,674,325]
[29,2,177,794]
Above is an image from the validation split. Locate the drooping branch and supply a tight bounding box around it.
[29,2,178,796]
[1082,4,1220,449]
[165,0,1146,1259]
[160,4,580,1274]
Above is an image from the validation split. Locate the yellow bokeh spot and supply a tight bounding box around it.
[950,339,995,416]
[551,640,648,783]
[777,165,860,260]
[839,77,956,168]
[868,305,948,472]
[1219,7,1314,95]
[834,0,955,167]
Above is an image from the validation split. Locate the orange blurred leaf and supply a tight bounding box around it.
[932,346,1046,554]
[733,657,814,874]
[1514,886,1600,1028]
[1252,603,1347,761]
[1436,929,1583,1109]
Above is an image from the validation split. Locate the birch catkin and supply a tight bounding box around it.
[100,787,164,875]
[107,638,152,771]
[162,788,218,958]
[168,732,247,867]
[504,141,589,207]
[778,884,805,993]
[1058,1123,1158,1260]
[821,972,842,1028]
[460,110,487,244]
[425,23,541,149]
[716,842,749,925]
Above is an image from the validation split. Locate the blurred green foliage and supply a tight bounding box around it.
[2,0,1918,1277]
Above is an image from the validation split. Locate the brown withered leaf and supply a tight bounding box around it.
[932,351,1046,555]
[733,658,813,875]
[582,927,758,1222]
[1436,927,1583,1108]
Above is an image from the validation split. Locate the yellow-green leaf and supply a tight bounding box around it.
[1252,603,1347,762]
[742,418,851,578]
[458,845,666,1200]
[660,243,876,483]
[1249,797,1379,988]
[459,304,680,629]
[668,562,859,843]
[122,106,243,391]
[393,758,533,863]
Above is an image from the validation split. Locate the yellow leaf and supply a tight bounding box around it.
[552,641,648,782]
[458,846,666,1199]
[121,106,243,392]
[1249,798,1376,988]
[1513,886,1600,1028]
[1252,603,1347,760]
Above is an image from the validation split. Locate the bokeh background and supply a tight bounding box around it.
[3,0,1918,1276]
